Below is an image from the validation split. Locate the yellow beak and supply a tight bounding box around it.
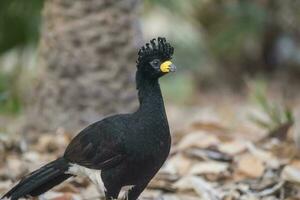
[160,61,177,73]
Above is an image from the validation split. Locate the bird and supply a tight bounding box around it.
[2,37,176,200]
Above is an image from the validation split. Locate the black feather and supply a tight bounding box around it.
[2,158,71,200]
[137,37,174,67]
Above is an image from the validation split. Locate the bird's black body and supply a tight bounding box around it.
[2,37,175,200]
[65,78,171,199]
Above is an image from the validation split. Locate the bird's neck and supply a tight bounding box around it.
[136,72,166,115]
[135,71,170,139]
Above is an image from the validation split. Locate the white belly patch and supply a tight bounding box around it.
[67,163,106,194]
[66,163,135,198]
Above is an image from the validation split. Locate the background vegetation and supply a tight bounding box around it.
[1,0,300,114]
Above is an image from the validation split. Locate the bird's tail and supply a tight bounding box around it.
[2,157,72,200]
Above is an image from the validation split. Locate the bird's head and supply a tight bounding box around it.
[137,37,176,79]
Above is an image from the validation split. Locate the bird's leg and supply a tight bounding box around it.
[105,194,118,200]
[123,182,148,200]
[105,187,120,200]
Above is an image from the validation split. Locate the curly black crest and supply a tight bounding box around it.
[137,37,174,67]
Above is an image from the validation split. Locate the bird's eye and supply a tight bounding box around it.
[152,59,159,66]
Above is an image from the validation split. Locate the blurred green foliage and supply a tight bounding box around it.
[161,72,195,104]
[0,0,43,53]
[198,1,265,60]
[0,0,299,116]
[0,0,43,114]
[147,0,300,87]
[0,68,22,114]
[248,79,294,133]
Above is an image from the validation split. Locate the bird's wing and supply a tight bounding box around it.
[64,121,126,170]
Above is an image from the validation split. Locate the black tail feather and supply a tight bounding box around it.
[2,157,72,200]
[28,173,71,197]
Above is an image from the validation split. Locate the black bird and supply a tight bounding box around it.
[2,37,176,200]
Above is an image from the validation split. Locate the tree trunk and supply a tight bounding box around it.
[25,0,142,133]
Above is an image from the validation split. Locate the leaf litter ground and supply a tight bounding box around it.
[1,96,300,200]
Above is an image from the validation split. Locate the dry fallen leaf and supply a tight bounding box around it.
[218,139,247,156]
[173,176,196,193]
[55,183,79,193]
[80,184,102,199]
[186,148,233,162]
[247,143,280,169]
[189,161,228,175]
[236,154,265,178]
[177,131,220,151]
[161,154,194,176]
[142,189,162,199]
[148,178,176,192]
[190,121,228,133]
[173,176,219,200]
[0,180,12,194]
[281,165,300,184]
[162,193,200,200]
[52,193,75,200]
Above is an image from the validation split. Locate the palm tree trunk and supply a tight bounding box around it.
[25,0,142,133]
